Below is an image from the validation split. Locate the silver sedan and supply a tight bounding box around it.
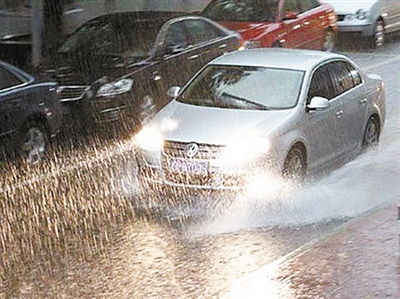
[134,49,385,191]
[323,0,400,47]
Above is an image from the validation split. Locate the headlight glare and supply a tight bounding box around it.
[134,126,163,151]
[97,78,133,97]
[222,135,270,163]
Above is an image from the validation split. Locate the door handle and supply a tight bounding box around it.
[336,110,344,118]
[188,54,200,60]
[360,98,368,104]
[303,21,310,26]
[218,44,227,49]
[293,24,301,30]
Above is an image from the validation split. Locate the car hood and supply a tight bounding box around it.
[321,0,376,14]
[149,100,292,145]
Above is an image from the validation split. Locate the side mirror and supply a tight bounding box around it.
[168,86,181,98]
[307,96,330,111]
[283,11,299,21]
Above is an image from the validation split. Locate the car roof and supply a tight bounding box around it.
[210,48,347,71]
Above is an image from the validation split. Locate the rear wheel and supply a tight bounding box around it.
[19,122,48,164]
[363,116,380,148]
[282,146,307,181]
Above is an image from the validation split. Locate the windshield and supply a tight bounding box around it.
[59,18,161,59]
[177,65,305,110]
[202,0,279,22]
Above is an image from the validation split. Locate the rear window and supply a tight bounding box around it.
[202,0,279,22]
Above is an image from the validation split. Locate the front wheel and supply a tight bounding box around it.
[369,20,385,48]
[363,116,380,148]
[282,147,307,181]
[19,122,48,164]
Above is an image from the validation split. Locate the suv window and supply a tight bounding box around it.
[299,0,320,13]
[184,19,222,46]
[328,61,356,97]
[0,67,24,91]
[164,21,188,51]
[308,64,335,102]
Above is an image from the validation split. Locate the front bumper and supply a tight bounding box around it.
[336,20,375,36]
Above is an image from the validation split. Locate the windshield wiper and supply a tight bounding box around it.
[218,92,269,110]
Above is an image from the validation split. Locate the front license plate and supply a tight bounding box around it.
[168,158,208,176]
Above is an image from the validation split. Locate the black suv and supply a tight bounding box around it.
[0,61,63,163]
[43,11,240,129]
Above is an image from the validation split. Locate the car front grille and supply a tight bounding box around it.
[59,86,90,102]
[163,140,224,160]
[161,141,237,187]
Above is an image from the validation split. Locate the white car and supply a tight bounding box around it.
[134,49,385,191]
[323,0,400,47]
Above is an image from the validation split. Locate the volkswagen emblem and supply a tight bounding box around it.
[185,143,199,159]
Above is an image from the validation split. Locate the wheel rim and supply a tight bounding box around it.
[285,155,304,180]
[374,21,385,47]
[323,31,335,51]
[364,119,379,146]
[21,127,46,164]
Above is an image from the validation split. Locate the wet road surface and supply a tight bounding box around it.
[1,37,400,297]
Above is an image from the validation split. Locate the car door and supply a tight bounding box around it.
[298,0,326,49]
[304,63,344,170]
[155,19,195,94]
[328,60,368,153]
[280,0,307,48]
[0,66,27,152]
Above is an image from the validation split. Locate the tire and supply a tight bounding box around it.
[362,116,380,148]
[369,19,385,48]
[282,146,307,181]
[19,122,49,164]
[322,29,336,52]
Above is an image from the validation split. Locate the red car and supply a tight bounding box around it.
[202,0,337,51]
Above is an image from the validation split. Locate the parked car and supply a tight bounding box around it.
[0,61,63,163]
[201,0,337,51]
[322,0,400,48]
[134,48,385,191]
[42,11,241,129]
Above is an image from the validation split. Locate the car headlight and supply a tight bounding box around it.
[345,9,368,21]
[96,78,133,97]
[134,126,163,151]
[222,135,270,164]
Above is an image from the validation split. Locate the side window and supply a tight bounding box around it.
[164,21,188,51]
[328,61,356,97]
[308,64,335,102]
[184,19,223,46]
[0,67,24,91]
[283,0,300,13]
[300,0,320,13]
